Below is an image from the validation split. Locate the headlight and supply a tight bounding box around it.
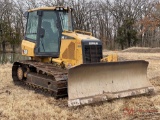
[56,7,59,10]
[56,7,64,11]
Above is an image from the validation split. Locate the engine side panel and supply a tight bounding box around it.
[21,40,36,57]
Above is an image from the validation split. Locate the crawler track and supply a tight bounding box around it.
[12,60,68,98]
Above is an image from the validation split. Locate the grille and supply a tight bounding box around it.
[84,45,102,63]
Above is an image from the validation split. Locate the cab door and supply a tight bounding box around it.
[35,10,62,57]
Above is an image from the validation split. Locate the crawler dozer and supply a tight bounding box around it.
[12,6,154,107]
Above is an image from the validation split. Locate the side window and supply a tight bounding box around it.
[59,11,73,31]
[25,11,38,41]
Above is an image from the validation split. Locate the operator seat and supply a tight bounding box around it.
[42,21,54,42]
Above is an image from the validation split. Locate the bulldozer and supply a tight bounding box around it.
[12,6,155,107]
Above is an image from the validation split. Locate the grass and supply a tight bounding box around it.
[0,50,160,120]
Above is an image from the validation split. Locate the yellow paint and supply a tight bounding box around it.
[21,40,35,56]
[101,54,118,62]
[23,7,119,68]
[22,29,117,67]
[53,31,98,67]
[75,30,92,36]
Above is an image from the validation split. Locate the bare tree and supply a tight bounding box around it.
[0,0,160,52]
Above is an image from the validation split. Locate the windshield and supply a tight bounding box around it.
[59,11,73,31]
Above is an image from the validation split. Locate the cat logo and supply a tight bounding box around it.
[22,49,28,55]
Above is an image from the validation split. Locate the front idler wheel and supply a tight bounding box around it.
[17,66,27,81]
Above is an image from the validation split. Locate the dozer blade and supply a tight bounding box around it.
[68,60,155,107]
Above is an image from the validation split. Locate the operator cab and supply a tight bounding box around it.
[24,7,73,57]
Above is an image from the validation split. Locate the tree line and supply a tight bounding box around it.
[0,0,160,52]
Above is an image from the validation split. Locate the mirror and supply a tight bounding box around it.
[24,11,28,18]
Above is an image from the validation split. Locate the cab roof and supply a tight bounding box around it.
[28,6,69,12]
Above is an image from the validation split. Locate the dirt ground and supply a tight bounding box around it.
[1,47,160,120]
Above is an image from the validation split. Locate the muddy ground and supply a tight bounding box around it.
[0,47,160,120]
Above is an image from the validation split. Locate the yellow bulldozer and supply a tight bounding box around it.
[12,6,154,107]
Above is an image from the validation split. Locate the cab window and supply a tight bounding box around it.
[25,11,38,41]
[39,11,59,53]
